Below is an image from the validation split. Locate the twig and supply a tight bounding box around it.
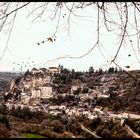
[0,2,30,21]
[111,2,128,62]
[0,3,18,62]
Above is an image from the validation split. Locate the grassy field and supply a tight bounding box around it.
[24,133,47,138]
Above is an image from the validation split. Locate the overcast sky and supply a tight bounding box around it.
[0,2,140,72]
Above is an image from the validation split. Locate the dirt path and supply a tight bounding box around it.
[125,124,140,138]
[80,123,101,138]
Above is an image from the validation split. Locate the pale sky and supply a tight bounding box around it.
[0,2,140,72]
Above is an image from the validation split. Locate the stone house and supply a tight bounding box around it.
[48,67,61,74]
[20,92,30,104]
[71,84,85,93]
[31,89,41,98]
[31,68,43,74]
[40,83,53,99]
[94,106,103,112]
[71,85,79,93]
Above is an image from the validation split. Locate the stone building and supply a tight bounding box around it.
[20,92,30,104]
[40,83,53,99]
[48,66,61,74]
[31,89,41,98]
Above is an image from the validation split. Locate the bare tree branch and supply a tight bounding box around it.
[111,2,128,62]
[0,3,18,62]
[0,2,30,21]
[0,2,140,79]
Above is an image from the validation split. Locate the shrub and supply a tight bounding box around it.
[0,115,10,129]
[50,120,64,133]
[101,128,110,138]
[96,125,105,136]
[0,122,10,138]
[89,117,101,130]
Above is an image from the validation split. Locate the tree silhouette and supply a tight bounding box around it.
[89,66,94,75]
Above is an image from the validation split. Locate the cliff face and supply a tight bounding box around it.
[7,68,54,104]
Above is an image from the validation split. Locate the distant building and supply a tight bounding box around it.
[94,106,103,112]
[98,94,110,98]
[48,66,61,74]
[71,85,80,93]
[71,84,85,93]
[24,84,30,89]
[31,89,41,98]
[31,68,43,74]
[40,85,53,99]
[45,76,52,83]
[20,92,30,104]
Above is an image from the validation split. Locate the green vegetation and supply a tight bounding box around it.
[24,133,47,138]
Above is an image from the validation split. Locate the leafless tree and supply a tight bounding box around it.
[0,2,140,80]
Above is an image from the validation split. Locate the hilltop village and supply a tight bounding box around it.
[2,65,140,120]
[6,67,60,105]
[1,66,140,138]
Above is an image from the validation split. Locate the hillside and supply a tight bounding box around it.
[0,72,23,96]
[52,69,140,113]
[0,67,140,138]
